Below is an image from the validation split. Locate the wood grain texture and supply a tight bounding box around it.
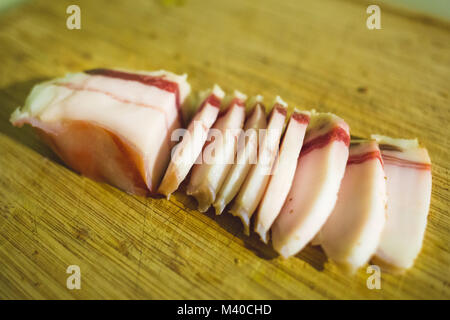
[0,0,449,299]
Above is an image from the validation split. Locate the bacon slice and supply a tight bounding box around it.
[255,110,310,243]
[10,69,190,195]
[158,85,224,198]
[229,97,287,235]
[271,112,350,258]
[186,91,247,212]
[319,140,387,272]
[213,97,267,215]
[371,135,432,272]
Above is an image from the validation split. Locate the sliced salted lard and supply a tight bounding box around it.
[10,69,191,196]
[371,135,432,272]
[319,140,387,272]
[229,97,287,235]
[271,112,350,258]
[213,97,267,215]
[158,85,224,198]
[186,91,247,212]
[255,110,310,243]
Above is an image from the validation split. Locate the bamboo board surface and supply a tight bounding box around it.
[0,0,449,299]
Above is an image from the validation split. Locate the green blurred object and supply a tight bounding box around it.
[379,0,450,20]
[0,0,27,12]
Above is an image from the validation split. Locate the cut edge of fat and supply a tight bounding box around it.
[320,140,387,273]
[271,112,349,258]
[158,87,223,198]
[186,96,246,212]
[255,109,310,243]
[229,102,287,235]
[371,135,432,272]
[213,103,267,215]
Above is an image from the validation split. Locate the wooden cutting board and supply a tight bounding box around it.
[0,0,449,299]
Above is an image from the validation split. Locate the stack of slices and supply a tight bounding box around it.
[11,69,432,273]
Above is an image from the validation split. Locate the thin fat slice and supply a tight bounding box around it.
[213,97,267,215]
[187,91,247,212]
[158,85,224,198]
[272,111,350,258]
[371,135,432,272]
[255,110,310,243]
[320,140,387,272]
[10,69,191,196]
[230,98,287,235]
